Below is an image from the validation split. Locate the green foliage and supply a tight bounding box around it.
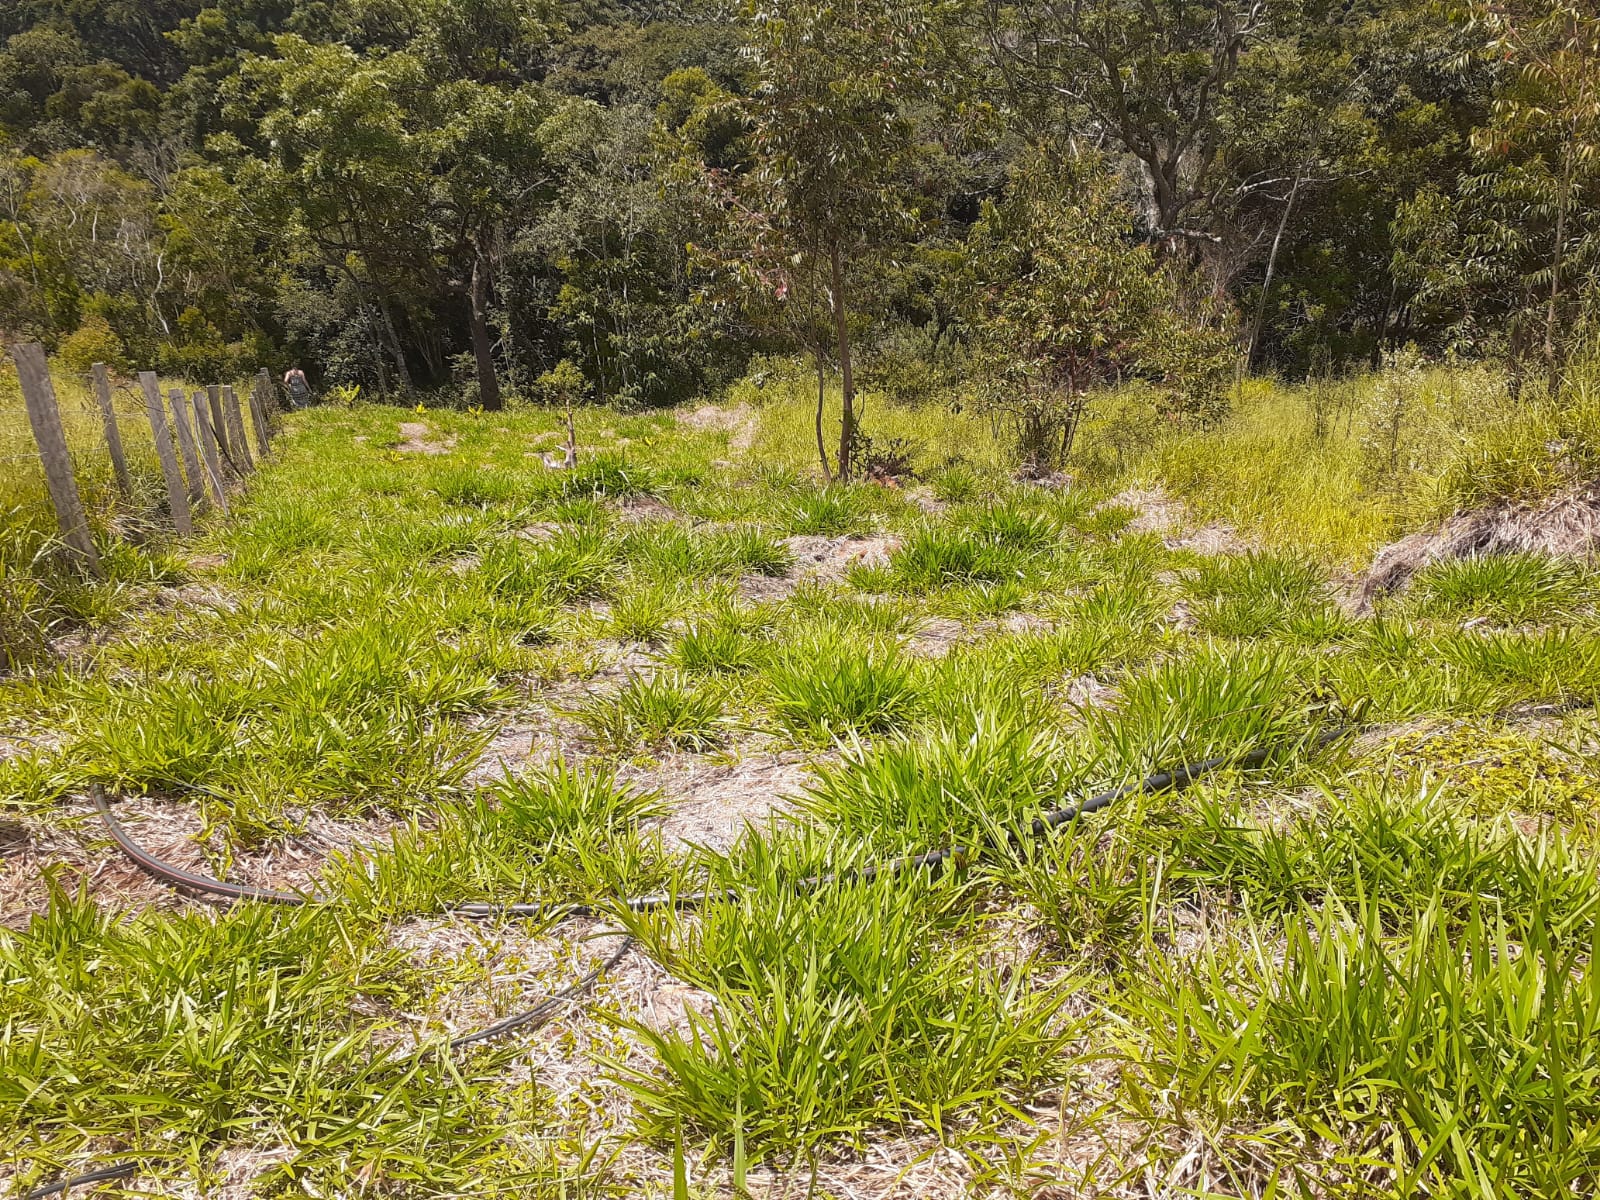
[666,602,774,674]
[1402,553,1590,623]
[56,315,126,375]
[612,842,1073,1158]
[965,151,1235,473]
[783,486,865,536]
[1119,892,1600,1196]
[798,710,1068,853]
[0,888,525,1194]
[336,758,668,913]
[606,578,687,644]
[764,625,921,742]
[481,527,620,603]
[886,527,1027,591]
[1183,551,1333,639]
[572,672,730,753]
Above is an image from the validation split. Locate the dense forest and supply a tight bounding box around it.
[1,0,1597,467]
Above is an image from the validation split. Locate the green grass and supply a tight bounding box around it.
[612,836,1073,1159]
[573,672,732,753]
[1402,552,1592,624]
[6,358,1600,1195]
[781,485,869,536]
[1117,892,1600,1196]
[335,757,669,914]
[797,709,1070,853]
[664,601,774,674]
[1,882,544,1196]
[763,624,922,742]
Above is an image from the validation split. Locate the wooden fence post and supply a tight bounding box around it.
[90,362,132,499]
[138,371,193,535]
[248,371,273,459]
[257,368,278,414]
[10,343,101,574]
[222,385,254,473]
[166,386,205,506]
[191,390,229,514]
[207,384,231,462]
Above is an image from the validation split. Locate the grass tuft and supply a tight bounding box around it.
[764,626,921,742]
[573,673,731,753]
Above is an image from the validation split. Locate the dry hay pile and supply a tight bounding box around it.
[1359,483,1600,607]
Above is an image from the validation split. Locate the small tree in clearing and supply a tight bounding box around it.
[729,0,925,481]
[965,152,1235,476]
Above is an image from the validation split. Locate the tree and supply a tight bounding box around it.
[521,96,737,407]
[732,0,928,479]
[977,0,1282,242]
[965,151,1234,474]
[223,25,551,408]
[1477,2,1600,390]
[1392,2,1600,390]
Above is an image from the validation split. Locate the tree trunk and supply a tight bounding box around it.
[378,298,414,395]
[343,267,389,398]
[829,239,856,481]
[1246,165,1304,373]
[1373,274,1400,369]
[813,346,833,483]
[1546,90,1583,394]
[469,243,502,411]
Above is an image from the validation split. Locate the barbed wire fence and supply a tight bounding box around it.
[4,343,283,578]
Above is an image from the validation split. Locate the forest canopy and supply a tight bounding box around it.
[1,0,1596,450]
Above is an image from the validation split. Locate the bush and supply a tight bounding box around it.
[57,316,128,377]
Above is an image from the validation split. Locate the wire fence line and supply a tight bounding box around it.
[3,344,283,578]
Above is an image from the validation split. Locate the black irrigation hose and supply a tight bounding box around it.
[445,931,635,1051]
[92,786,309,905]
[451,731,1345,919]
[89,785,637,1047]
[17,933,634,1200]
[41,733,1338,1198]
[21,1165,138,1200]
[93,732,1345,917]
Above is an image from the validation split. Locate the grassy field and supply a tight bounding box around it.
[1,365,1599,1197]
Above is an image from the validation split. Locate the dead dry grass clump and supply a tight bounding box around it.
[1359,482,1600,606]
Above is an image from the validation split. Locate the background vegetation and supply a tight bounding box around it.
[2,0,1597,423]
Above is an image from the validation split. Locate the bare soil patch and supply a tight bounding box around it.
[784,533,902,581]
[626,744,813,852]
[395,421,456,455]
[1106,486,1246,555]
[677,403,758,452]
[617,494,679,522]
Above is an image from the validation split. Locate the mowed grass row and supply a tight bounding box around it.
[2,396,1599,1196]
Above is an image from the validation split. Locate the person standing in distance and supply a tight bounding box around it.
[283,365,312,409]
